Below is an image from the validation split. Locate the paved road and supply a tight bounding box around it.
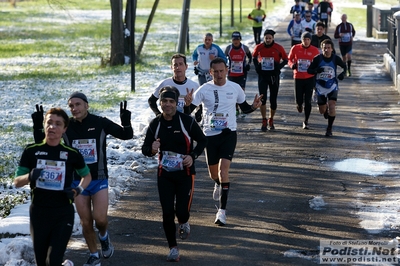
[66,16,400,266]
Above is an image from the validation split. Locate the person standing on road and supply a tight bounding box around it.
[334,14,356,77]
[15,107,92,266]
[287,11,303,47]
[184,57,263,226]
[224,31,252,117]
[142,86,207,262]
[192,33,227,85]
[288,32,320,129]
[247,1,266,45]
[32,92,134,266]
[252,29,288,132]
[307,39,347,136]
[148,53,201,121]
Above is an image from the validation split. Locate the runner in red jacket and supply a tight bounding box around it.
[288,32,320,129]
[252,29,288,132]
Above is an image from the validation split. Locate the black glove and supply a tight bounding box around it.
[291,63,297,70]
[255,64,261,75]
[317,67,324,73]
[64,186,84,201]
[195,111,202,122]
[338,72,345,80]
[31,104,44,130]
[120,101,131,127]
[28,168,43,182]
[245,64,251,72]
[194,67,199,75]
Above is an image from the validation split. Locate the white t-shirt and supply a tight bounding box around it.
[152,77,199,113]
[192,80,246,136]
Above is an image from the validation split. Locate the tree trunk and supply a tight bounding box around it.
[110,0,125,66]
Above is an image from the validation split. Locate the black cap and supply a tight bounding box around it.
[301,31,312,40]
[264,29,276,36]
[231,31,242,40]
[159,86,180,103]
[68,91,88,103]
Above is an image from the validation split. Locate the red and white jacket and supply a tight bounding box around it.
[288,44,320,79]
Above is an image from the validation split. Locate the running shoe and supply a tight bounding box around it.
[178,222,190,240]
[167,246,180,262]
[62,260,74,266]
[303,121,309,129]
[213,183,220,201]
[214,209,226,226]
[348,69,352,77]
[261,118,268,132]
[98,233,114,259]
[296,105,303,113]
[325,127,333,137]
[83,256,101,266]
[268,118,275,130]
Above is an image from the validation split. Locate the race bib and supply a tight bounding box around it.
[72,139,97,164]
[320,12,328,19]
[231,61,243,74]
[35,159,66,191]
[160,151,184,172]
[210,113,228,131]
[341,33,351,42]
[177,96,185,113]
[298,59,311,72]
[261,57,274,71]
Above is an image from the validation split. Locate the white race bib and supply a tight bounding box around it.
[210,113,228,131]
[261,57,274,71]
[72,139,97,164]
[35,159,66,191]
[231,61,243,74]
[298,59,311,72]
[160,151,184,172]
[341,33,351,42]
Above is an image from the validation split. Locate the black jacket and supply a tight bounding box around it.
[142,112,207,176]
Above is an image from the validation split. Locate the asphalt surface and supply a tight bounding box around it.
[66,16,400,266]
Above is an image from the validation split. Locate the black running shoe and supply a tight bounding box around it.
[325,128,333,137]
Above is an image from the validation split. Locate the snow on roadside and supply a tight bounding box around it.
[0,0,399,264]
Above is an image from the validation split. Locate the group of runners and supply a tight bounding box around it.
[12,1,356,264]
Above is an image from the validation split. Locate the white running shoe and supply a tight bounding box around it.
[62,260,74,266]
[213,183,220,201]
[214,209,226,226]
[167,246,180,262]
[178,222,190,240]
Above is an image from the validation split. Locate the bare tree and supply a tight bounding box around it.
[110,0,125,66]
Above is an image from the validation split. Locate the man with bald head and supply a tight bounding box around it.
[334,14,356,76]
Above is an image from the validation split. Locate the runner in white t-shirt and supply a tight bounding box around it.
[148,53,201,121]
[183,57,262,226]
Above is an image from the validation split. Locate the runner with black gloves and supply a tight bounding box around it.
[252,29,288,131]
[31,92,133,266]
[15,107,91,266]
[142,86,207,262]
[307,39,346,137]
